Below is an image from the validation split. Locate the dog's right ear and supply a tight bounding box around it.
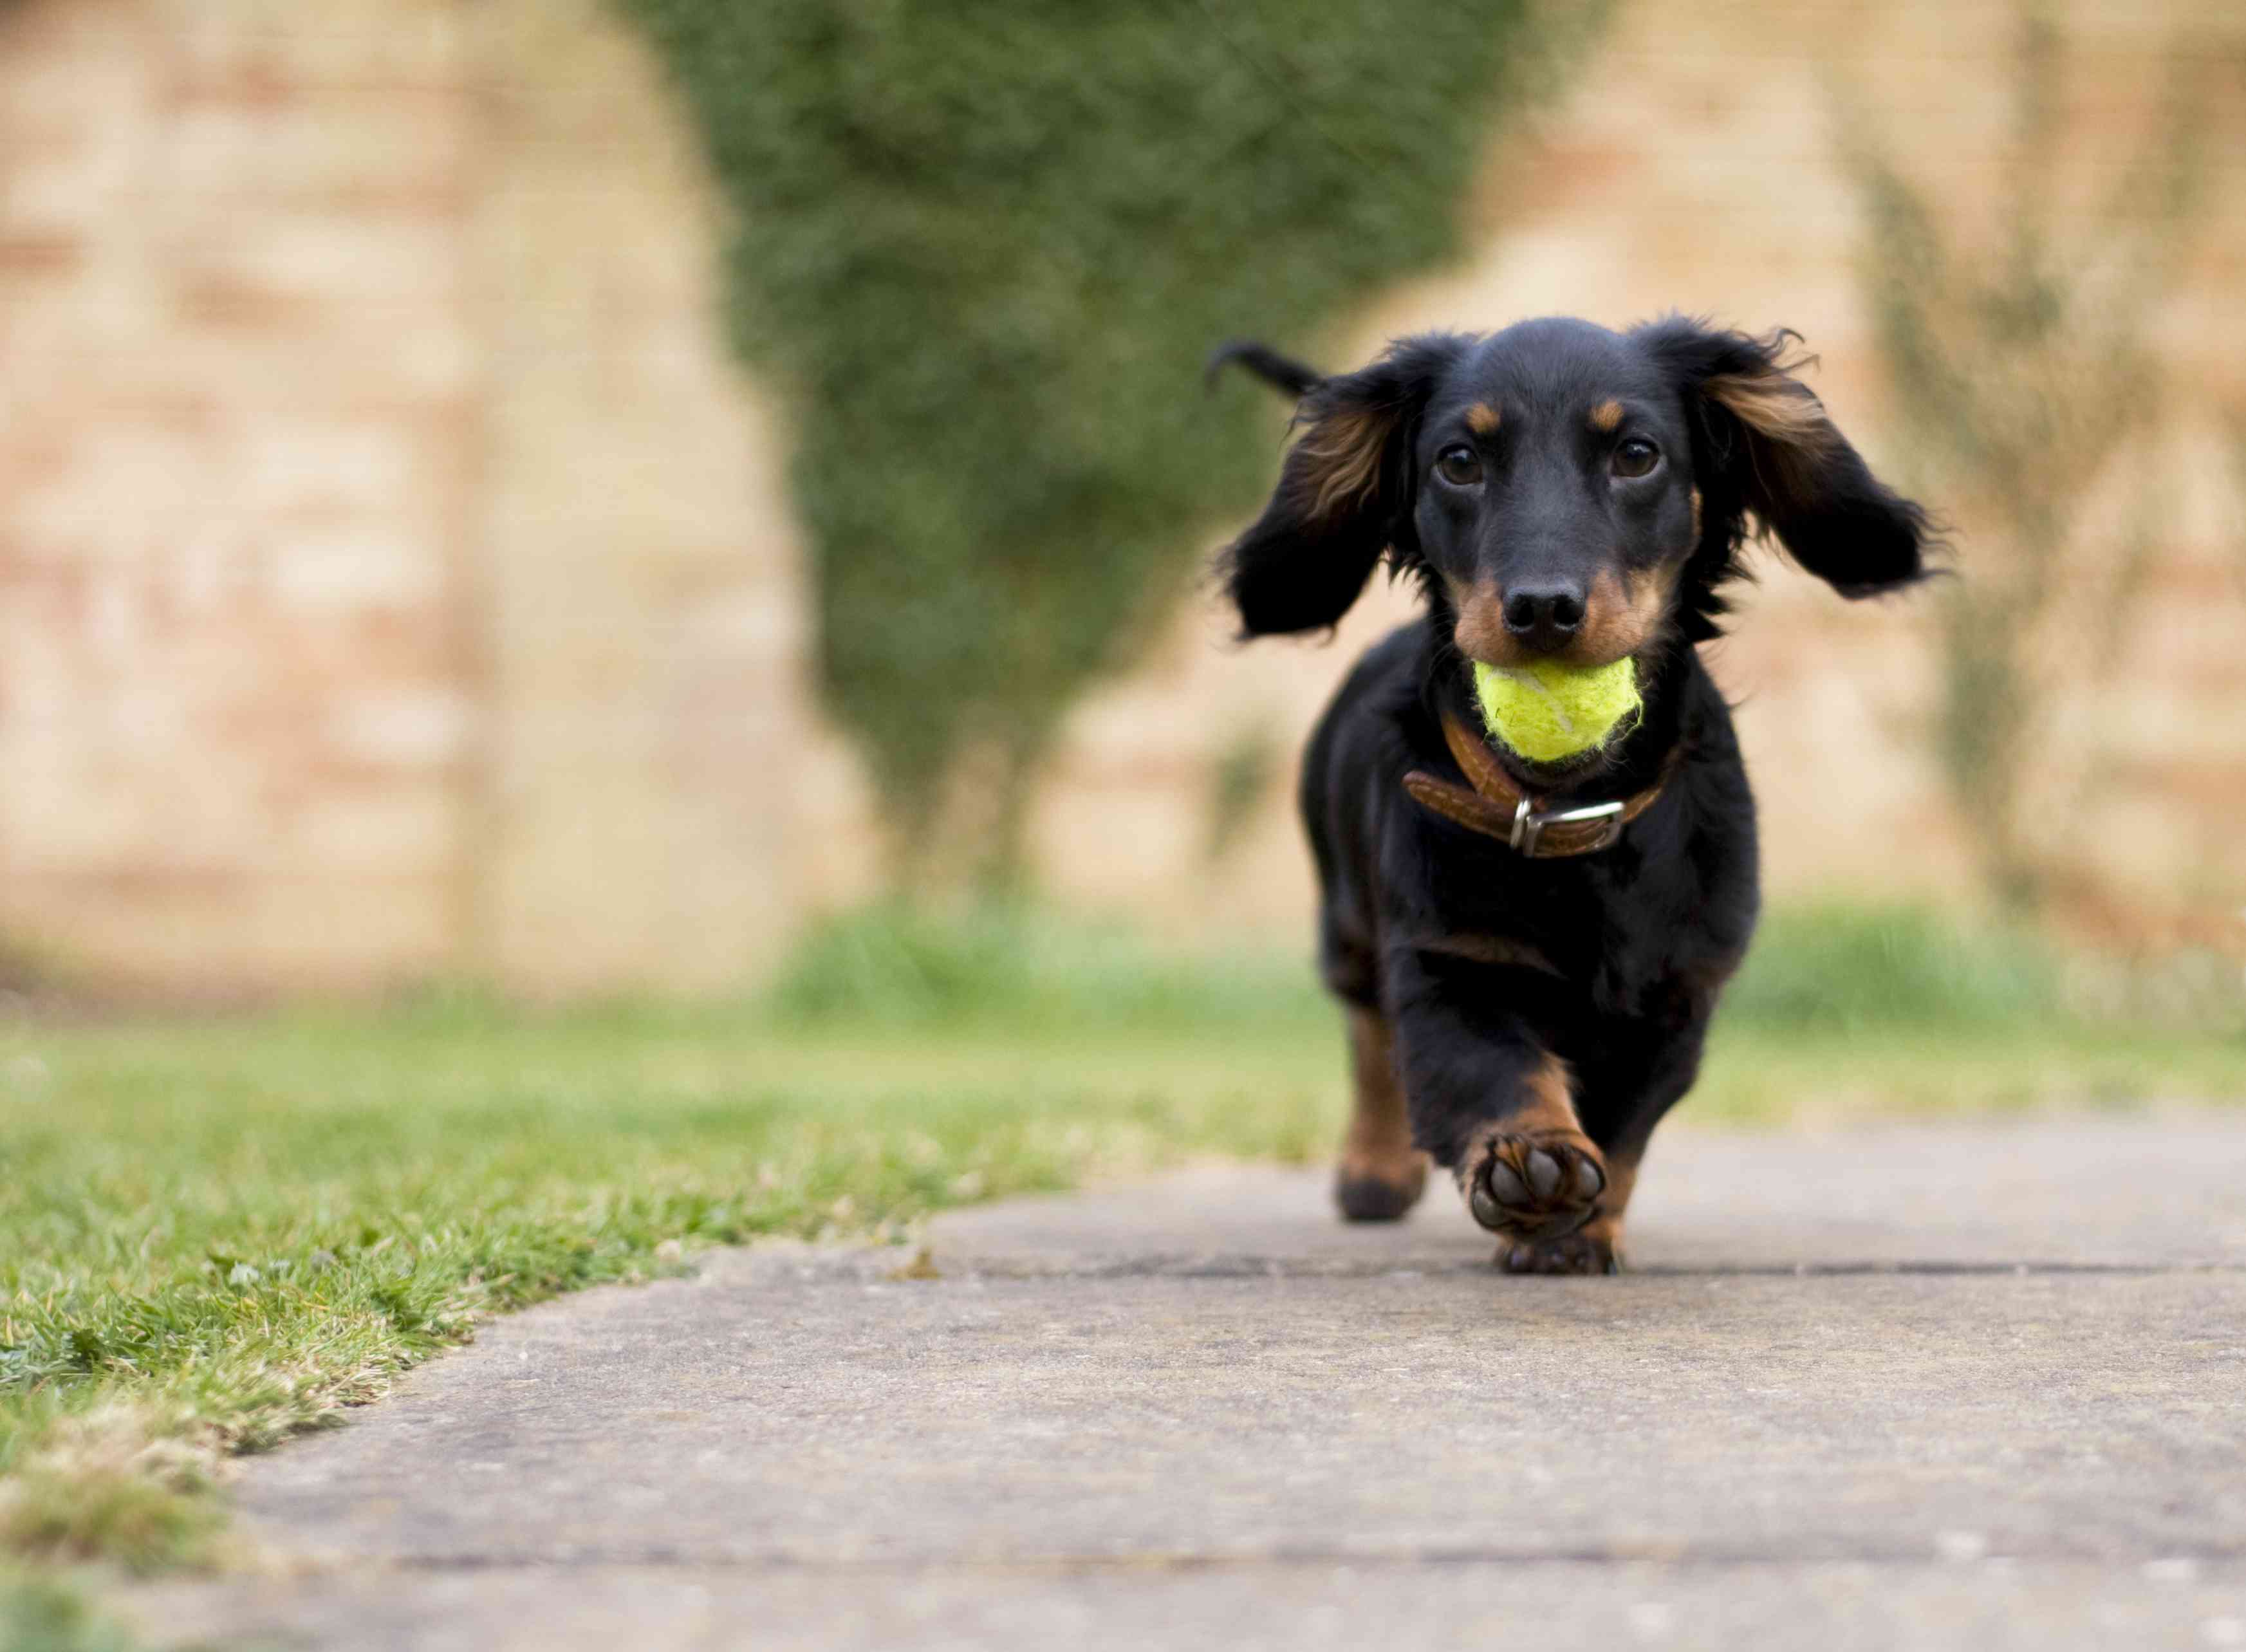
[1221,333,1465,638]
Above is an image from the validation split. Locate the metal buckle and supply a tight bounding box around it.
[1508,795,1627,857]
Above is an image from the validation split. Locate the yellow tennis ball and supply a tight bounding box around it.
[1471,657,1642,764]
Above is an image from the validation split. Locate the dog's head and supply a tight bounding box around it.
[1222,316,1933,727]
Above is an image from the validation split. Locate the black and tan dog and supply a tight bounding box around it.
[1212,317,1933,1274]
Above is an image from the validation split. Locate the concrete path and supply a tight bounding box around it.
[128,1115,2246,1650]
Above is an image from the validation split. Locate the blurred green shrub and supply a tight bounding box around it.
[765,900,1324,1031]
[1202,721,1281,866]
[619,0,1597,884]
[766,898,2244,1042]
[1723,904,2065,1035]
[763,899,2063,1037]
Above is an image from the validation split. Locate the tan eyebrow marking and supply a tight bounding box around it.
[1465,402,1501,434]
[1588,399,1625,432]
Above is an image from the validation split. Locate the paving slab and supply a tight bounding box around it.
[123,1115,2246,1650]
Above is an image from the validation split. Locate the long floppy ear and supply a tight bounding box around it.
[1220,333,1467,636]
[1636,317,1933,599]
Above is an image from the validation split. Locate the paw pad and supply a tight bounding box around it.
[1464,1132,1606,1241]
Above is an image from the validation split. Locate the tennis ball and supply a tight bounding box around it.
[1471,657,1642,764]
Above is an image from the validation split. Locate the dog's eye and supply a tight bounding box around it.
[1611,438,1660,479]
[1435,446,1483,487]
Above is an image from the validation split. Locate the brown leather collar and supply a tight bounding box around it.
[1402,714,1669,858]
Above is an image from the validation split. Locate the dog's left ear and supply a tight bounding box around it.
[1637,318,1932,597]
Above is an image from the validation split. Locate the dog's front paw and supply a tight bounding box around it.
[1459,1128,1606,1242]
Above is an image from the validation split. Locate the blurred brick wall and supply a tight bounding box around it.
[0,0,826,994]
[0,0,481,987]
[468,0,826,993]
[1,0,2240,996]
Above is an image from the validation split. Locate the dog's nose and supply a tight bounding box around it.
[1501,582,1586,652]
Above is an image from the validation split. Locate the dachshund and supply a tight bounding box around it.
[1210,317,1933,1274]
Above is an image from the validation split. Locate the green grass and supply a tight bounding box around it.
[0,1570,144,1652]
[0,1004,1344,1572]
[1,902,2238,1577]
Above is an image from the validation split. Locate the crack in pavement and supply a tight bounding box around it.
[312,1540,2246,1575]
[742,1254,2246,1283]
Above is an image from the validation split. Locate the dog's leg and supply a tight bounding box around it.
[1533,998,1720,1273]
[1385,949,1617,1274]
[1333,1006,1428,1222]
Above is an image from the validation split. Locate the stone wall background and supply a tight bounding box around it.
[0,0,827,993]
[1,0,2240,995]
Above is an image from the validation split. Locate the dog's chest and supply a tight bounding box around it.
[1436,804,1757,1025]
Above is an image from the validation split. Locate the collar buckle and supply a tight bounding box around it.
[1509,795,1628,857]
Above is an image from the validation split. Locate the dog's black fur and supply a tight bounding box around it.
[1212,317,1933,1273]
